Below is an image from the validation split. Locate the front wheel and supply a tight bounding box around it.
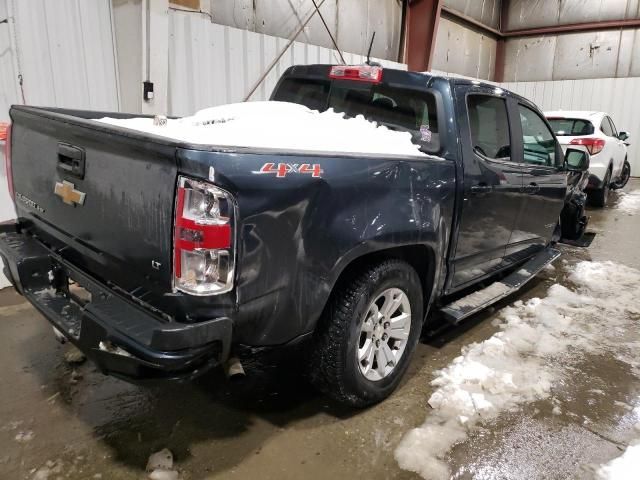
[611,160,631,190]
[308,259,423,407]
[560,199,588,241]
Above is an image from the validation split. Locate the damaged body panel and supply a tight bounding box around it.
[0,66,585,401]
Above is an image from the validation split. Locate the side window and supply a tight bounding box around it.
[467,95,511,160]
[606,116,618,137]
[601,117,614,137]
[518,104,557,167]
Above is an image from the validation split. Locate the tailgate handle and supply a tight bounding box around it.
[57,143,85,179]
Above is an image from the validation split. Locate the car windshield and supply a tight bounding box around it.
[272,77,440,153]
[547,118,594,136]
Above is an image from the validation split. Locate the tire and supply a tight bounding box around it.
[588,168,611,208]
[560,200,587,241]
[308,259,423,408]
[550,219,562,245]
[611,160,631,190]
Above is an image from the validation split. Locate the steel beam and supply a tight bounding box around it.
[503,18,640,38]
[405,0,442,72]
[494,0,510,82]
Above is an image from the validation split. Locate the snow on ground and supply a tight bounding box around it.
[395,261,640,480]
[594,398,640,479]
[97,101,426,157]
[596,443,640,480]
[616,190,640,215]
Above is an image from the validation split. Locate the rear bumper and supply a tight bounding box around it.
[0,223,232,382]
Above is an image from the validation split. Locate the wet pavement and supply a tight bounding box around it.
[1,180,639,480]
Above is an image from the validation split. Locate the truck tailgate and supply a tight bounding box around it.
[9,107,178,294]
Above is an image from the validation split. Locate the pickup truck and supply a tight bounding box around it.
[0,65,589,407]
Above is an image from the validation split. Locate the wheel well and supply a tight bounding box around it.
[331,245,435,313]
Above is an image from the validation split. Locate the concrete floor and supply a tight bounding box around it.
[1,181,639,480]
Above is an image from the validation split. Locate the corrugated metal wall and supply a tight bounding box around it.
[503,29,640,81]
[503,0,640,81]
[444,0,501,29]
[0,0,119,287]
[0,0,120,122]
[206,0,403,61]
[431,0,500,80]
[168,10,406,116]
[432,16,497,80]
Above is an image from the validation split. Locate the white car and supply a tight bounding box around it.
[545,111,631,207]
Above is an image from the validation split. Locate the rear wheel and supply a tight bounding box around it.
[611,160,631,190]
[309,259,423,407]
[589,169,611,208]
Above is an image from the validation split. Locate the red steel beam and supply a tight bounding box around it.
[405,0,442,72]
[503,18,640,37]
[494,0,510,82]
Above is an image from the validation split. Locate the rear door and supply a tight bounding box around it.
[507,102,566,259]
[449,86,522,289]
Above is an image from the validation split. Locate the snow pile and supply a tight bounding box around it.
[395,261,640,480]
[97,101,426,157]
[595,397,640,479]
[616,190,640,215]
[146,448,180,480]
[596,444,640,480]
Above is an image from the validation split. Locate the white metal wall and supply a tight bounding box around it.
[502,77,640,176]
[0,0,119,287]
[0,0,120,121]
[168,10,406,117]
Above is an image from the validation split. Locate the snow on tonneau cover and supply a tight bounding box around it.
[96,101,428,157]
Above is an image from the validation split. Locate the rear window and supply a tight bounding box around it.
[547,118,594,136]
[272,77,440,153]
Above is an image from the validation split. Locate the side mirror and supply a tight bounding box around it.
[565,147,590,172]
[619,131,630,142]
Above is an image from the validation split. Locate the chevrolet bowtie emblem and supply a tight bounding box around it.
[54,180,86,206]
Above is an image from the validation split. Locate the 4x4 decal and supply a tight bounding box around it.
[256,163,323,178]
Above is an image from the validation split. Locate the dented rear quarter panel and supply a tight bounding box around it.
[178,148,457,345]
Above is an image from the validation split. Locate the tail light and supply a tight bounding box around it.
[570,137,605,155]
[329,65,382,83]
[173,176,235,296]
[1,123,13,201]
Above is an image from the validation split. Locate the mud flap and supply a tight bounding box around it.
[560,232,596,248]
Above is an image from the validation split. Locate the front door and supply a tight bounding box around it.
[506,102,566,260]
[449,87,522,290]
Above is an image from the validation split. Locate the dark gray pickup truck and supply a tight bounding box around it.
[0,65,589,406]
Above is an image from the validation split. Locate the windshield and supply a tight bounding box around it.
[272,77,440,153]
[547,118,594,136]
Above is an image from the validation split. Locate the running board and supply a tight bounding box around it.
[440,247,561,325]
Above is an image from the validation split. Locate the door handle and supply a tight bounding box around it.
[524,182,540,194]
[57,143,86,179]
[470,183,493,194]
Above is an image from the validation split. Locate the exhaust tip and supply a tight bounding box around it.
[224,357,245,379]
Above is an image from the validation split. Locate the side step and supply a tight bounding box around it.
[440,247,561,325]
